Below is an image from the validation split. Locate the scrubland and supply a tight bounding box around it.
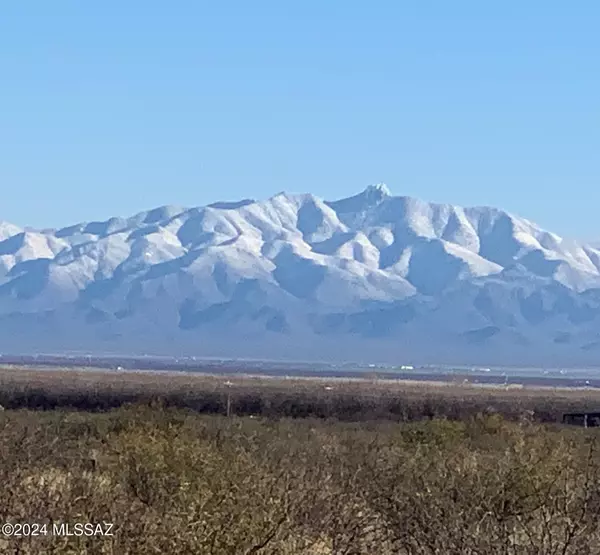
[1,367,600,554]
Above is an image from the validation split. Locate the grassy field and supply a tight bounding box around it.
[1,367,600,554]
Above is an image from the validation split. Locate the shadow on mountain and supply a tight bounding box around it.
[83,217,128,238]
[0,259,51,300]
[178,298,289,333]
[272,249,326,299]
[554,332,572,344]
[473,286,517,327]
[208,199,255,210]
[405,240,465,295]
[178,278,284,332]
[310,301,416,338]
[462,326,500,344]
[0,233,27,256]
[310,232,356,255]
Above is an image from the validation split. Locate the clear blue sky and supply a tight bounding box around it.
[1,1,598,237]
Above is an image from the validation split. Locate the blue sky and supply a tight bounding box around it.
[1,1,598,237]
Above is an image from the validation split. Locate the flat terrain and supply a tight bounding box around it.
[2,354,600,388]
[1,364,600,422]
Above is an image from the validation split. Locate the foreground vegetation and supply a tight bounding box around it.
[1,400,600,553]
[1,368,600,553]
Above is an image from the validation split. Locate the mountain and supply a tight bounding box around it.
[2,184,600,367]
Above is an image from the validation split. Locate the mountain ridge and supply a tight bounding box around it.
[2,184,600,367]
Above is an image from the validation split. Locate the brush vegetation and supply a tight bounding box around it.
[1,368,600,554]
[2,367,600,422]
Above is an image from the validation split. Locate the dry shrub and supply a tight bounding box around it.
[0,405,599,554]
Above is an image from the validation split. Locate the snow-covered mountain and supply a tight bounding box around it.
[2,184,600,366]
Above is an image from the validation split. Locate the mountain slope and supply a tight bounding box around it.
[2,184,600,366]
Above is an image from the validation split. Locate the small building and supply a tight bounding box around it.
[562,412,600,428]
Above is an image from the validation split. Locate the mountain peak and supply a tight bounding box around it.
[364,183,391,199]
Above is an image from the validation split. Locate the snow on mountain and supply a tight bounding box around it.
[0,221,22,241]
[2,185,600,366]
